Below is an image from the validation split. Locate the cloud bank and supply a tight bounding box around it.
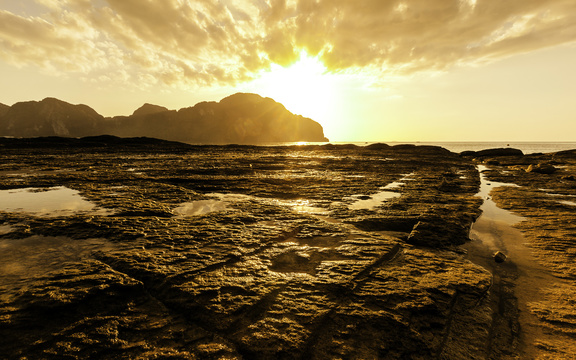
[1,0,575,87]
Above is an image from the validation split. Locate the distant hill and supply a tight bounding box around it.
[0,93,328,143]
[0,98,104,138]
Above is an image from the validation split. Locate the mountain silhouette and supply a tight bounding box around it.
[0,103,9,117]
[132,103,169,117]
[0,98,104,137]
[0,93,328,143]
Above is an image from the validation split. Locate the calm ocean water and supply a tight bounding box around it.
[329,141,576,154]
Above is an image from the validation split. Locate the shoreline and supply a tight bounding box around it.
[0,140,575,358]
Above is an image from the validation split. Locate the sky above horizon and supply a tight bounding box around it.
[1,0,575,142]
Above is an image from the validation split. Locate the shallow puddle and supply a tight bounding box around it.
[175,193,328,216]
[467,165,557,357]
[474,165,524,224]
[349,173,413,210]
[468,165,527,251]
[0,186,113,217]
[349,191,401,210]
[271,199,329,215]
[175,198,229,216]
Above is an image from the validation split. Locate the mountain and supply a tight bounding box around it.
[0,103,9,117]
[132,103,169,117]
[0,94,328,143]
[0,98,104,137]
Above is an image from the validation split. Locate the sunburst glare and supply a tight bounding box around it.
[249,51,342,137]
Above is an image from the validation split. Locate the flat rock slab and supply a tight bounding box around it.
[0,143,503,359]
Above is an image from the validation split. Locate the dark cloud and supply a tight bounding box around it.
[1,0,575,87]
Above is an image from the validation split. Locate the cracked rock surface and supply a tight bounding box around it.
[1,140,503,359]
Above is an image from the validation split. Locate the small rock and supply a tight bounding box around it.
[493,251,507,263]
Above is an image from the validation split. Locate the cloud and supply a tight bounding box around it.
[1,0,575,87]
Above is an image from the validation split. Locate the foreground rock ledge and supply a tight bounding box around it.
[1,138,571,359]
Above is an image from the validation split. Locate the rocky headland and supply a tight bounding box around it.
[0,138,575,359]
[0,93,328,144]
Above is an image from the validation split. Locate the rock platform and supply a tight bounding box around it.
[1,138,574,359]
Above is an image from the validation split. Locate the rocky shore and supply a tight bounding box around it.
[0,137,575,359]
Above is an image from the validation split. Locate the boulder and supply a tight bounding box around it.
[461,148,524,157]
[526,163,556,174]
[365,143,390,150]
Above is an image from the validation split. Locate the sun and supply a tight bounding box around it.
[250,51,341,133]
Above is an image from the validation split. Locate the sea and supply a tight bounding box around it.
[307,141,576,155]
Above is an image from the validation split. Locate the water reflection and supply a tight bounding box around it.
[175,193,252,216]
[0,186,112,217]
[175,193,328,216]
[349,173,414,210]
[476,165,524,225]
[349,191,401,210]
[271,199,329,215]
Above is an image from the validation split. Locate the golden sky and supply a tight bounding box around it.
[1,0,575,141]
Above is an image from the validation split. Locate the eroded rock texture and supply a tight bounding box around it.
[0,139,506,359]
[462,151,576,358]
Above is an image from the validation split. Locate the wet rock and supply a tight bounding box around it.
[526,163,557,174]
[270,250,315,273]
[460,148,524,157]
[0,140,517,358]
[365,142,390,150]
[407,218,471,248]
[494,251,507,263]
[552,149,576,158]
[346,215,419,233]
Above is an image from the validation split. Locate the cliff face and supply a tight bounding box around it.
[0,94,328,143]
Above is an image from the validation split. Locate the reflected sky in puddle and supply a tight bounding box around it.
[0,186,112,217]
[476,165,524,224]
[271,199,329,215]
[174,193,251,216]
[349,191,401,210]
[175,193,328,216]
[349,173,414,210]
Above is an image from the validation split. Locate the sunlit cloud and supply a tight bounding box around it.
[1,0,575,88]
